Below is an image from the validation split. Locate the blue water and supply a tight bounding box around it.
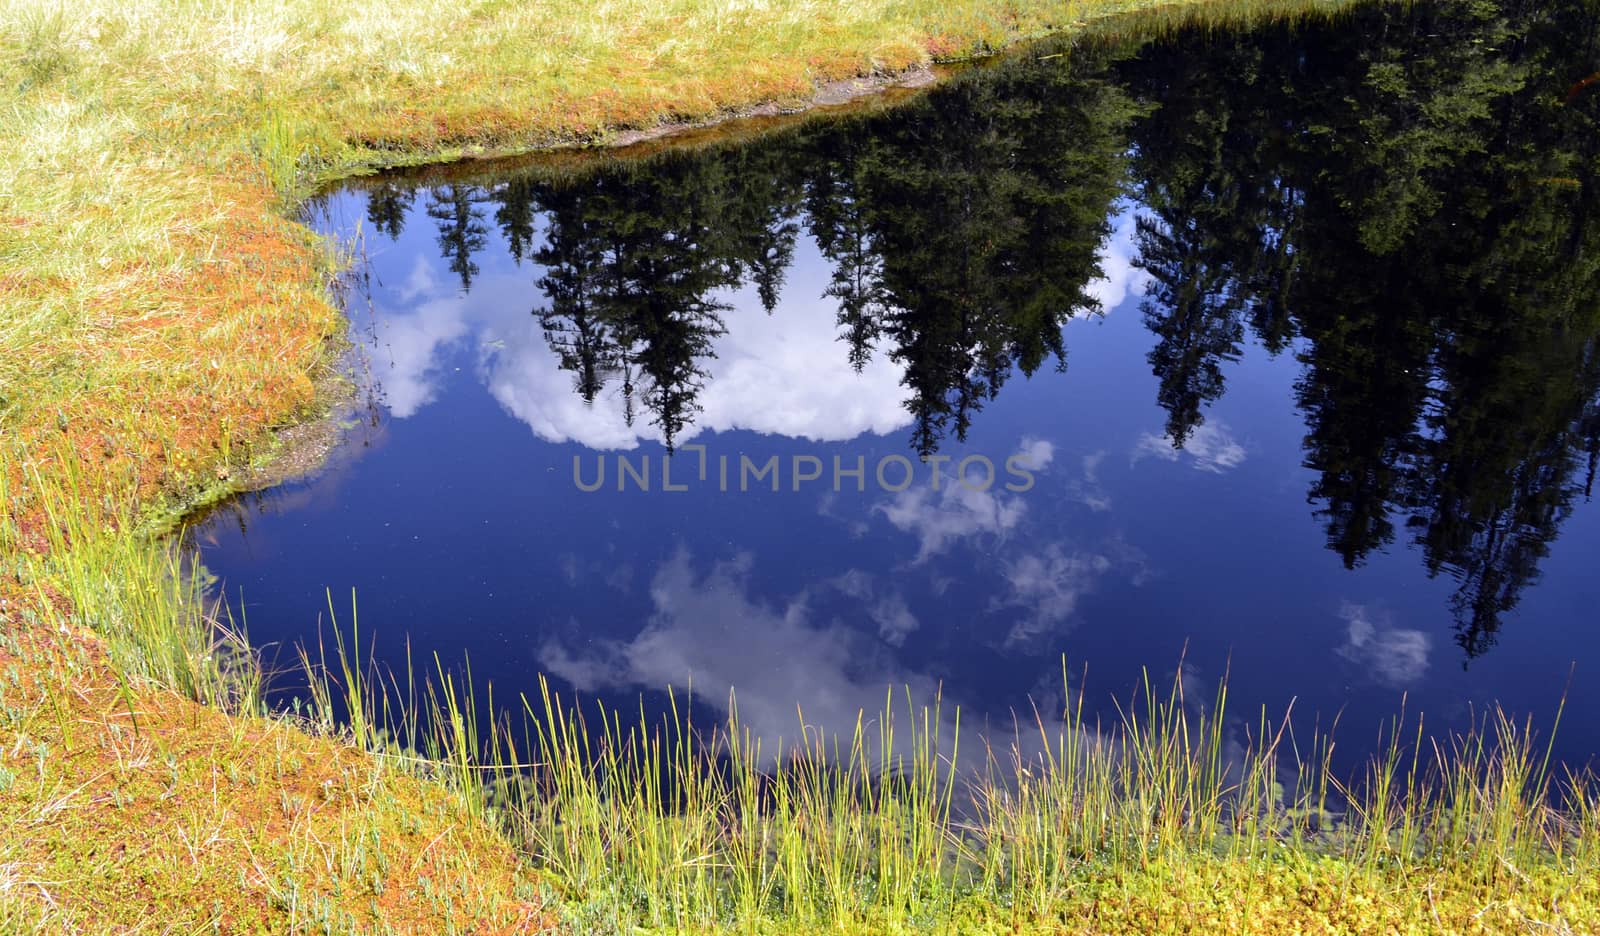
[196,4,1600,770]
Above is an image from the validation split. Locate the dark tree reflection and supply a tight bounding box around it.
[356,0,1600,660]
[424,184,490,291]
[835,49,1136,455]
[1124,0,1600,656]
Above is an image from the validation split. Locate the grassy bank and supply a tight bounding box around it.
[0,466,556,931]
[477,666,1600,933]
[9,0,1599,931]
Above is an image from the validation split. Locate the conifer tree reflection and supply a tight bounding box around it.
[487,156,756,449]
[722,145,803,314]
[425,184,490,290]
[1126,0,1600,655]
[802,126,888,372]
[835,47,1135,455]
[1123,29,1302,447]
[1407,177,1600,657]
[494,177,542,264]
[531,185,618,405]
[365,179,414,241]
[378,0,1600,660]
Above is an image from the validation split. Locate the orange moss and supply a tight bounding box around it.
[0,621,538,933]
[5,176,336,516]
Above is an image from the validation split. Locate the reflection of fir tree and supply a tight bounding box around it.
[585,163,736,449]
[724,145,802,313]
[365,180,414,241]
[494,178,542,263]
[1407,187,1600,657]
[1136,211,1247,448]
[847,46,1137,455]
[1293,281,1432,568]
[804,133,888,372]
[531,186,617,404]
[1125,0,1600,655]
[490,155,759,449]
[1124,31,1300,447]
[425,184,490,290]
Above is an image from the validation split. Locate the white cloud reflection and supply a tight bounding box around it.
[535,547,1141,773]
[366,256,470,418]
[830,570,920,646]
[1069,450,1112,512]
[539,550,947,758]
[361,206,1148,449]
[876,438,1055,562]
[1336,602,1430,688]
[991,545,1114,648]
[362,246,911,449]
[1133,422,1247,474]
[1087,206,1149,313]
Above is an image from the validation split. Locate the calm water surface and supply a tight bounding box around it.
[197,1,1600,769]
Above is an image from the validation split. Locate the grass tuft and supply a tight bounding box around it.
[299,615,1600,933]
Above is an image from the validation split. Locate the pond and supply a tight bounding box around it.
[195,0,1600,773]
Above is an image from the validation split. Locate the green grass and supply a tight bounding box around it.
[307,631,1600,933]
